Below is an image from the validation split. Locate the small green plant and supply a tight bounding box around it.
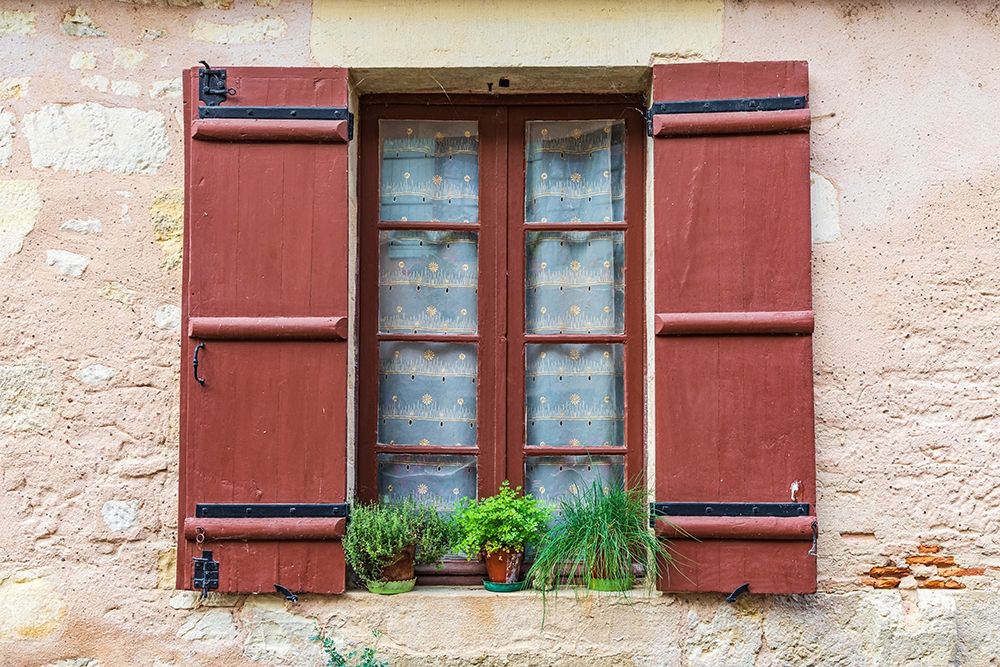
[314,629,389,667]
[452,481,551,556]
[343,500,453,586]
[526,480,671,602]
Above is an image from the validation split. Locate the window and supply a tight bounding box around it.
[357,98,646,569]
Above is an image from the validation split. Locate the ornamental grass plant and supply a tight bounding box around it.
[526,480,671,604]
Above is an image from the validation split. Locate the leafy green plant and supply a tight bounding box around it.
[452,481,551,556]
[314,629,389,667]
[343,500,453,585]
[526,480,671,601]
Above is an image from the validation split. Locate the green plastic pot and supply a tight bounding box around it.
[482,579,527,593]
[587,576,635,592]
[366,578,416,595]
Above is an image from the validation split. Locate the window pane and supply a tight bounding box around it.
[525,455,624,506]
[378,342,477,447]
[525,344,624,447]
[525,120,625,223]
[378,453,477,509]
[380,120,479,223]
[525,231,624,334]
[379,231,478,334]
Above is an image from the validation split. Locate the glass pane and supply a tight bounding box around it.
[380,120,479,223]
[525,120,625,223]
[378,342,477,447]
[525,455,624,507]
[378,453,477,509]
[378,231,478,334]
[525,344,624,447]
[525,231,624,334]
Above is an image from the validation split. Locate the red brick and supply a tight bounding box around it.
[917,544,942,554]
[937,567,985,577]
[906,555,955,566]
[872,577,901,589]
[868,566,911,578]
[919,578,965,589]
[944,578,966,589]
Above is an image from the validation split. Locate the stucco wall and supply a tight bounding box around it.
[1,1,999,665]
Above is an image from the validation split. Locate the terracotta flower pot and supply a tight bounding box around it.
[484,549,524,584]
[380,544,416,582]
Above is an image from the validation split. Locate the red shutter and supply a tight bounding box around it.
[651,62,816,595]
[177,67,351,594]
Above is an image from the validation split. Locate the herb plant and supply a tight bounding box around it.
[452,481,551,556]
[526,480,670,598]
[314,629,389,667]
[343,500,453,585]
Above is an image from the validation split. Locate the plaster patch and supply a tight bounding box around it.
[150,189,183,269]
[0,362,57,432]
[811,172,841,244]
[61,8,107,38]
[46,250,90,277]
[101,499,139,531]
[177,609,238,641]
[0,180,41,264]
[0,109,13,166]
[148,78,182,99]
[77,364,117,385]
[61,218,102,234]
[0,569,67,640]
[242,597,322,663]
[113,48,147,70]
[311,0,723,68]
[685,605,763,667]
[191,16,287,44]
[111,81,142,98]
[0,77,30,100]
[0,10,35,36]
[70,51,98,70]
[153,304,181,331]
[101,281,136,304]
[22,103,169,175]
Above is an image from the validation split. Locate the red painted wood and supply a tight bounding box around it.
[179,67,350,594]
[192,118,350,143]
[189,316,348,340]
[183,517,346,541]
[651,109,811,137]
[655,516,815,540]
[655,310,814,336]
[652,62,816,595]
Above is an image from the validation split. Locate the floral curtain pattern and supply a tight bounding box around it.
[525,343,624,447]
[378,453,477,509]
[378,231,478,334]
[525,455,624,507]
[525,231,624,334]
[525,120,625,223]
[378,342,477,447]
[380,120,479,223]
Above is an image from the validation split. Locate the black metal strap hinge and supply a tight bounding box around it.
[650,502,810,519]
[193,549,220,596]
[646,95,807,136]
[195,503,350,519]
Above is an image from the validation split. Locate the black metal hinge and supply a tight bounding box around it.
[193,549,220,596]
[195,503,350,519]
[646,95,807,136]
[650,502,810,526]
[198,61,234,107]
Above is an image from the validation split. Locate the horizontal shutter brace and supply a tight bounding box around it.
[646,95,807,136]
[650,501,810,519]
[197,62,353,139]
[196,503,350,518]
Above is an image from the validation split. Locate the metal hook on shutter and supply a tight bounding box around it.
[193,342,206,386]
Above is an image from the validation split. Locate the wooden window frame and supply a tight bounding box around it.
[357,94,646,581]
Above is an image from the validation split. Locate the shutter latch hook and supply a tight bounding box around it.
[193,342,206,386]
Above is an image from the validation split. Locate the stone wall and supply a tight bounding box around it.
[2,1,999,665]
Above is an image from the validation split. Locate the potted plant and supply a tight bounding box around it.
[453,481,551,591]
[527,480,671,596]
[343,500,453,595]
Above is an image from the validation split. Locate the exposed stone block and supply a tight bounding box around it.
[176,609,238,641]
[46,249,91,277]
[0,180,41,263]
[69,51,98,70]
[0,361,57,432]
[0,109,13,166]
[112,48,147,70]
[61,218,102,235]
[101,499,139,532]
[0,10,35,36]
[0,569,67,640]
[242,597,322,663]
[76,364,117,385]
[23,103,168,175]
[148,78,182,99]
[191,16,288,44]
[150,189,183,269]
[61,8,107,38]
[811,172,840,244]
[153,304,181,331]
[0,77,30,99]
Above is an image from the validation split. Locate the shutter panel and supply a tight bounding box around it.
[650,62,816,595]
[177,67,351,594]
